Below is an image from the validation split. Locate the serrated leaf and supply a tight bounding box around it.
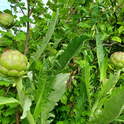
[32,9,58,61]
[40,73,70,124]
[100,57,108,82]
[57,35,89,70]
[99,70,120,99]
[95,30,104,71]
[33,59,54,120]
[88,89,124,124]
[90,70,121,118]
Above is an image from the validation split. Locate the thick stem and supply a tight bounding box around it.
[16,78,36,124]
[27,110,36,124]
[16,78,24,105]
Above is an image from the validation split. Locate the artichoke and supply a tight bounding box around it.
[109,51,124,69]
[0,50,28,78]
[0,13,14,29]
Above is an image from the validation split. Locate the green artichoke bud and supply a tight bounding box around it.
[0,50,28,78]
[109,52,124,69]
[0,13,14,29]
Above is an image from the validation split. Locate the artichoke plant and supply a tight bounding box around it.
[0,13,14,29]
[109,51,124,70]
[0,50,35,123]
[0,50,28,78]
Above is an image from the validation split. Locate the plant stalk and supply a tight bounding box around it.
[16,78,36,124]
[27,110,36,124]
[24,0,30,55]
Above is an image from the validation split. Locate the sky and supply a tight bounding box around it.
[0,0,11,11]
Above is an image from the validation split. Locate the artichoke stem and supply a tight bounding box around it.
[16,78,24,105]
[114,69,121,80]
[16,78,36,124]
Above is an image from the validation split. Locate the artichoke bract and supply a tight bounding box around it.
[0,50,28,78]
[109,52,124,69]
[0,13,14,29]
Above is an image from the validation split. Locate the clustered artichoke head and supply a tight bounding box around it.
[109,52,124,70]
[0,50,29,78]
[0,13,14,29]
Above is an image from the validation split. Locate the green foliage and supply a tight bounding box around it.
[0,97,19,105]
[40,73,70,124]
[33,59,54,120]
[100,57,108,82]
[14,32,26,41]
[1,0,124,124]
[0,78,19,124]
[88,88,124,124]
[57,35,90,71]
[95,30,104,71]
[32,10,59,61]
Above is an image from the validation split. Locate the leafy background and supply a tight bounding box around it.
[0,0,124,124]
